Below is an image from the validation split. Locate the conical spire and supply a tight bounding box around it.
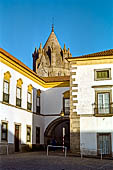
[43,26,61,51]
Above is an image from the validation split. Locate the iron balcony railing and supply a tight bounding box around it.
[94,106,113,114]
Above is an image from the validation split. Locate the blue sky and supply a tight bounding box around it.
[0,0,113,69]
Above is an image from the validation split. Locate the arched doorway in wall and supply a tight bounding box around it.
[44,117,70,149]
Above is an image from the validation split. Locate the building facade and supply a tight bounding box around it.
[32,26,72,77]
[68,49,113,156]
[0,48,70,154]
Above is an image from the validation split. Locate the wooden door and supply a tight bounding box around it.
[15,125,20,152]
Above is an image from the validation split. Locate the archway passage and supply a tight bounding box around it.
[44,117,70,149]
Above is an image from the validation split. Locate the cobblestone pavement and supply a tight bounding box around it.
[0,152,113,170]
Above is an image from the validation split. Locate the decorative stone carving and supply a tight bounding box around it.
[4,71,11,82]
[17,78,23,88]
[28,84,33,93]
[37,89,41,96]
[63,90,70,98]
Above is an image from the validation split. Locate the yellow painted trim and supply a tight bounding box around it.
[37,89,41,96]
[17,78,23,88]
[92,85,113,88]
[28,84,33,93]
[68,56,113,66]
[4,71,11,82]
[0,53,69,88]
[63,90,70,98]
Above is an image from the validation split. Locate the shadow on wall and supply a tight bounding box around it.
[70,131,112,157]
[32,87,70,149]
[0,84,70,155]
[32,86,70,151]
[44,117,70,149]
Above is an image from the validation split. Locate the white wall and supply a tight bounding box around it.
[41,87,69,115]
[80,116,113,152]
[0,61,69,145]
[76,64,113,115]
[0,62,46,111]
[0,62,46,144]
[0,103,32,144]
[71,63,113,154]
[32,114,44,144]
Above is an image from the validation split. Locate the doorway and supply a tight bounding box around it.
[15,124,20,152]
[97,133,111,156]
[44,117,70,149]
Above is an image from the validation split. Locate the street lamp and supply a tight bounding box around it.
[60,110,64,117]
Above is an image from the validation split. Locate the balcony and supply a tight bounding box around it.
[94,106,113,114]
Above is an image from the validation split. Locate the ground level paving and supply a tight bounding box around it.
[0,152,113,170]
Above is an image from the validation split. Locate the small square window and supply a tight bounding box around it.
[94,68,111,81]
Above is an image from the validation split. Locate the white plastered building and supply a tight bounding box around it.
[0,48,70,153]
[68,49,113,157]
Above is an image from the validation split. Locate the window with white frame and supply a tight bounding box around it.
[3,81,9,103]
[36,96,40,114]
[97,92,110,114]
[1,122,8,141]
[27,92,32,111]
[63,98,70,115]
[94,90,112,114]
[16,87,21,107]
[26,126,31,143]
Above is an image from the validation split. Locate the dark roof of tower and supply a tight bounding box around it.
[43,26,61,51]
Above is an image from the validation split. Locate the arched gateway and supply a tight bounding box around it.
[44,117,70,149]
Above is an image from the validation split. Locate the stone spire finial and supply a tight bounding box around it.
[63,44,67,53]
[39,43,42,50]
[52,24,54,32]
[64,44,66,51]
[35,47,37,53]
[38,43,43,53]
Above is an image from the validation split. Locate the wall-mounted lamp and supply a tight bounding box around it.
[60,110,64,117]
[92,103,96,109]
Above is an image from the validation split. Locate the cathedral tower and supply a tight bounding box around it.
[32,26,72,77]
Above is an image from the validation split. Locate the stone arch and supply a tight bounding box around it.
[44,117,70,148]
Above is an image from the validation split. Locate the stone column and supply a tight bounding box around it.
[70,62,80,153]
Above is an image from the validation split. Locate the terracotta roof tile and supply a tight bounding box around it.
[42,76,70,82]
[0,48,70,84]
[70,49,113,59]
[0,48,46,82]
